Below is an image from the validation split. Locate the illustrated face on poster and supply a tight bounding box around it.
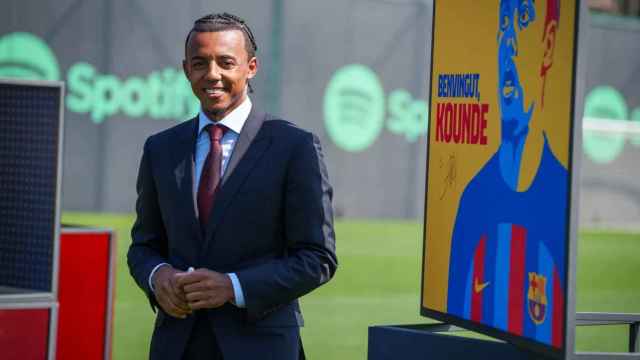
[422,0,576,352]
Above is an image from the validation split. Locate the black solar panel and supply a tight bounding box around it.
[0,82,62,292]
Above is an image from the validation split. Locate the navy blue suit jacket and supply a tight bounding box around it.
[127,108,337,360]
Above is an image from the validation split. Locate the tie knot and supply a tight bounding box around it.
[207,124,226,142]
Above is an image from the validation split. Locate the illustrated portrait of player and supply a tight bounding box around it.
[444,0,569,348]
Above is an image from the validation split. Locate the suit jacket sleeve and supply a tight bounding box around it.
[127,137,168,309]
[236,132,338,321]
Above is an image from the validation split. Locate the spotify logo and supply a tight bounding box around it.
[632,108,640,147]
[324,64,429,152]
[323,64,386,152]
[583,86,640,164]
[0,32,60,81]
[0,31,198,124]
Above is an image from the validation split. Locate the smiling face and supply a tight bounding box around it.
[183,30,257,120]
[497,0,547,139]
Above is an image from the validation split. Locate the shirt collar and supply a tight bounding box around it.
[198,96,252,135]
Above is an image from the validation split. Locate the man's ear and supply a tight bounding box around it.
[539,19,557,108]
[541,20,557,74]
[247,57,258,79]
[182,59,189,78]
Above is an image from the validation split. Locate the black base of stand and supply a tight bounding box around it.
[368,324,539,360]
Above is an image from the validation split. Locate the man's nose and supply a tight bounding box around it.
[205,63,221,81]
[507,33,518,56]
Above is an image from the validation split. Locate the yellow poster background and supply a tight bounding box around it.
[422,0,576,312]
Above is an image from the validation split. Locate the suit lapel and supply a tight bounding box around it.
[203,109,271,244]
[221,107,264,186]
[171,117,203,246]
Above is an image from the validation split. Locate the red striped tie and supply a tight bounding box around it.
[197,124,226,226]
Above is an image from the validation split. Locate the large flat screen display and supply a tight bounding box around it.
[421,1,579,358]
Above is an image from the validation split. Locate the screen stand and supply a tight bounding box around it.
[572,312,640,359]
[368,323,539,360]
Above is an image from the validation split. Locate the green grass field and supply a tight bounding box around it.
[61,213,640,359]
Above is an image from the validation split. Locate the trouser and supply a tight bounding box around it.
[181,311,306,360]
[181,312,223,360]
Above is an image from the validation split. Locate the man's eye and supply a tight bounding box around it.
[520,10,529,24]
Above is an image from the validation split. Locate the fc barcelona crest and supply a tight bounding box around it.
[527,273,548,325]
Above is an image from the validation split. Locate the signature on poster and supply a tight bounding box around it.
[439,153,457,200]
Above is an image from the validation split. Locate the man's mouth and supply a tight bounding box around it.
[503,82,515,98]
[203,88,225,97]
[502,70,517,101]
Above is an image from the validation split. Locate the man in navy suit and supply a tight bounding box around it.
[127,13,337,360]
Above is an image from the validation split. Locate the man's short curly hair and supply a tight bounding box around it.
[184,12,258,60]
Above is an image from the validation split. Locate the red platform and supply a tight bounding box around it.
[56,228,115,360]
[0,308,50,360]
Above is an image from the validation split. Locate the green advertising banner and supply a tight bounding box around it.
[1,1,638,227]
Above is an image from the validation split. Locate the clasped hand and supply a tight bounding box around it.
[152,266,234,319]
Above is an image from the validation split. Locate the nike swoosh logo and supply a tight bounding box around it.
[474,278,490,293]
